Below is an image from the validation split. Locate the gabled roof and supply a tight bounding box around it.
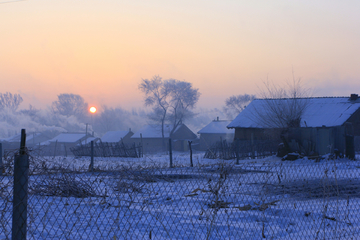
[198,120,234,134]
[101,131,132,142]
[49,133,87,143]
[131,124,182,139]
[228,97,360,129]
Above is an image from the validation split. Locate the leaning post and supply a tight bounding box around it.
[12,129,29,240]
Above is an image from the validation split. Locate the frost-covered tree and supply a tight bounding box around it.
[165,79,200,134]
[224,94,256,119]
[139,75,200,145]
[93,106,146,135]
[0,92,23,111]
[19,104,39,117]
[52,93,88,119]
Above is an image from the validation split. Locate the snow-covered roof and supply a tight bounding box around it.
[228,97,360,129]
[131,124,181,138]
[49,133,87,143]
[198,120,234,134]
[101,131,131,142]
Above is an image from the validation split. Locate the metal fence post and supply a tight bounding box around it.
[169,138,173,168]
[12,129,29,240]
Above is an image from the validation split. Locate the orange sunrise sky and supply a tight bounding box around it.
[1,0,360,111]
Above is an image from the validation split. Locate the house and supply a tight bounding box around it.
[100,130,134,144]
[131,124,197,152]
[79,136,100,146]
[43,132,93,156]
[227,95,360,157]
[0,131,56,155]
[197,118,234,150]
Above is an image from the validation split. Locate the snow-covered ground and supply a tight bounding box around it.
[1,153,360,239]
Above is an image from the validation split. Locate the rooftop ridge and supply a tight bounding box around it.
[256,96,352,100]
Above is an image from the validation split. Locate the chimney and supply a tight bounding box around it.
[350,94,359,101]
[217,116,219,121]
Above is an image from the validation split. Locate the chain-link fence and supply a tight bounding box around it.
[1,152,360,239]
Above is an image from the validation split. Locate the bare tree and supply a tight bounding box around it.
[165,79,200,134]
[0,92,23,111]
[223,94,256,119]
[252,76,310,129]
[52,93,88,119]
[139,76,171,141]
[139,75,200,142]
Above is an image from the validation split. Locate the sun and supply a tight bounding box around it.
[89,106,97,114]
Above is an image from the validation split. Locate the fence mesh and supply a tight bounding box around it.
[1,153,360,239]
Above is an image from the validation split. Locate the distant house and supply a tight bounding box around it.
[44,132,92,156]
[0,131,56,154]
[100,130,134,144]
[197,119,234,150]
[79,137,100,146]
[227,95,360,157]
[131,124,197,152]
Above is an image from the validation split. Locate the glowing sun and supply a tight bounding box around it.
[89,106,97,113]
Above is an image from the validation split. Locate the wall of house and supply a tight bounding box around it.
[131,138,169,153]
[172,140,190,152]
[234,128,283,141]
[121,132,134,144]
[199,133,234,151]
[234,126,349,156]
[130,125,197,153]
[235,128,262,140]
[132,137,196,153]
[346,108,360,136]
[40,142,79,156]
[171,125,197,140]
[287,126,346,156]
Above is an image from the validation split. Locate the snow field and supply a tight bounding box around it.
[0,153,360,239]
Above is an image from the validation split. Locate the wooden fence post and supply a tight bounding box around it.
[169,138,173,168]
[53,140,58,158]
[90,141,94,172]
[140,133,143,157]
[12,129,29,240]
[0,143,3,176]
[188,141,193,167]
[235,139,240,164]
[251,133,255,159]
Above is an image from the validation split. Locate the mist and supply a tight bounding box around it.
[0,99,226,139]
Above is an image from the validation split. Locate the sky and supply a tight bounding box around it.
[1,0,360,111]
